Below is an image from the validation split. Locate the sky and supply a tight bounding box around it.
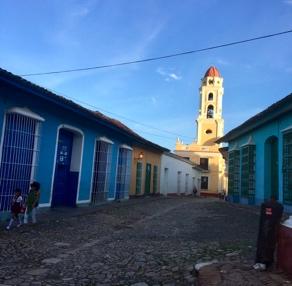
[0,0,292,150]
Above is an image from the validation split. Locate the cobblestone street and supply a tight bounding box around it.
[0,197,291,286]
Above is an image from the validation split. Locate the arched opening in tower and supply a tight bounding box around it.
[207,105,214,118]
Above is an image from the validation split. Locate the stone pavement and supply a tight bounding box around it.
[0,196,291,285]
[197,261,292,286]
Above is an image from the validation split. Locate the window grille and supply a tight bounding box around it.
[228,150,240,195]
[153,165,158,193]
[91,140,112,204]
[135,162,143,194]
[283,132,292,204]
[0,113,41,211]
[201,176,208,189]
[240,145,256,198]
[115,147,132,200]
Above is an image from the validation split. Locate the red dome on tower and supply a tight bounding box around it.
[204,66,221,77]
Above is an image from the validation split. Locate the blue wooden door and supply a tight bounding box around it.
[52,129,77,207]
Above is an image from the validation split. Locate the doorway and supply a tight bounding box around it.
[51,128,83,207]
[163,168,169,195]
[201,176,208,190]
[144,163,152,194]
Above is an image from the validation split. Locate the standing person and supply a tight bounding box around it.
[24,181,40,225]
[253,195,283,271]
[6,189,23,230]
[193,185,198,196]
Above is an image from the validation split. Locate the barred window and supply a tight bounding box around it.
[201,176,208,189]
[91,140,112,204]
[115,147,132,200]
[283,132,292,204]
[135,162,143,194]
[228,150,240,195]
[0,113,41,211]
[241,145,256,198]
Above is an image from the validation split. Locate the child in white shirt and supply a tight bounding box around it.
[6,189,23,230]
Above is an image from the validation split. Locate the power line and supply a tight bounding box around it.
[45,86,195,140]
[131,129,180,141]
[20,28,292,77]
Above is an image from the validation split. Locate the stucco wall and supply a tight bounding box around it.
[228,112,292,212]
[0,82,134,206]
[159,154,201,195]
[130,147,161,196]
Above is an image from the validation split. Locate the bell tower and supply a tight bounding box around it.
[175,66,227,195]
[196,66,224,145]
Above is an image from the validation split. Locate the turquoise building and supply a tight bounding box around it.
[218,94,292,212]
[0,68,166,213]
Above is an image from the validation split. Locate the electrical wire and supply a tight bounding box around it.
[20,28,292,77]
[45,86,195,141]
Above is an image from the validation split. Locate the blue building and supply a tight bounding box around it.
[218,93,292,212]
[0,68,166,212]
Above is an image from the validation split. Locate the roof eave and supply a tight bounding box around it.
[218,99,292,143]
[0,73,168,151]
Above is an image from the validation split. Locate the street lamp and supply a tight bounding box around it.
[134,152,144,160]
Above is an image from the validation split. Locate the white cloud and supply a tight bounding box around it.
[169,73,182,80]
[156,67,182,81]
[70,7,90,18]
[48,1,97,48]
[217,58,231,66]
[242,63,253,70]
[151,96,157,105]
[156,67,166,76]
[283,0,292,5]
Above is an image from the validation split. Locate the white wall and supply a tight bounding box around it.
[160,154,201,195]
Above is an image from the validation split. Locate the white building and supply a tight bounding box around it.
[160,152,202,196]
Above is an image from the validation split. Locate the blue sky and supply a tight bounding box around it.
[1,0,292,149]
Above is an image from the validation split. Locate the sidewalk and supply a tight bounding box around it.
[197,261,292,286]
[0,196,152,227]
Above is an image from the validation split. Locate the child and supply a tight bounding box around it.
[24,181,40,224]
[6,189,23,230]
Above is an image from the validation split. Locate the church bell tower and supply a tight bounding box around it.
[196,66,224,145]
[175,66,227,195]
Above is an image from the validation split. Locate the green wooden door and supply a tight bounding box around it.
[145,163,152,195]
[265,136,279,200]
[153,165,158,194]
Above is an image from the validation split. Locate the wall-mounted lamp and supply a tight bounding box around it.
[134,152,144,160]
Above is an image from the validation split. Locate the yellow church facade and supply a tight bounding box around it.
[175,66,227,195]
